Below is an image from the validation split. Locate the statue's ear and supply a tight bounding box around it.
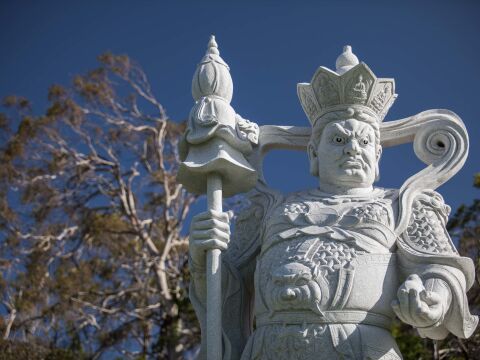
[308,142,319,177]
[375,145,383,181]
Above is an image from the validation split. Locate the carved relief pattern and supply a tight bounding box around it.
[406,199,457,255]
[298,85,321,123]
[265,260,326,315]
[194,96,219,126]
[345,68,374,105]
[256,190,402,326]
[226,186,282,267]
[236,114,259,144]
[259,190,371,317]
[313,73,340,106]
[261,236,358,315]
[371,82,393,113]
[303,92,318,119]
[301,63,397,126]
[347,202,391,225]
[254,325,331,360]
[346,75,369,103]
[294,240,357,274]
[228,203,263,256]
[283,202,310,214]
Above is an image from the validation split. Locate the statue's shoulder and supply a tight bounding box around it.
[380,187,399,201]
[400,189,457,256]
[376,187,399,213]
[226,183,284,267]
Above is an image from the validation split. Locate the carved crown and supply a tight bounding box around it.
[298,46,398,126]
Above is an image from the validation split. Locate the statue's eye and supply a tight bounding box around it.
[362,138,369,145]
[333,135,345,144]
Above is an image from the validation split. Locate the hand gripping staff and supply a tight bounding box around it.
[178,36,258,360]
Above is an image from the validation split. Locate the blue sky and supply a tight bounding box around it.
[1,0,479,213]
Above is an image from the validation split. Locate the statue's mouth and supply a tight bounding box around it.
[341,159,363,169]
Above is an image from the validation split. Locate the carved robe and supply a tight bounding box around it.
[190,186,477,360]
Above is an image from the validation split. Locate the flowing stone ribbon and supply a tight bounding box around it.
[178,36,258,360]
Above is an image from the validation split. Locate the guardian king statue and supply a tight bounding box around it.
[185,43,477,359]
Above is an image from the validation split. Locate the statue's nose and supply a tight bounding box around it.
[344,139,360,156]
[281,288,297,301]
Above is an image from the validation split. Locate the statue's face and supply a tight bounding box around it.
[310,119,381,190]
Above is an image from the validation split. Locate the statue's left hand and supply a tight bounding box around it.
[391,274,447,329]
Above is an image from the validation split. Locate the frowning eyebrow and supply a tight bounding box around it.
[330,123,350,136]
[356,126,371,138]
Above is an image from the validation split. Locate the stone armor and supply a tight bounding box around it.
[245,188,399,359]
[190,185,477,359]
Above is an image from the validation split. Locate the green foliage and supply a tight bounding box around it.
[0,338,88,360]
[474,173,480,189]
[392,321,432,359]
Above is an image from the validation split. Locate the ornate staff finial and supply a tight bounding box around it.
[179,36,259,359]
[336,45,359,74]
[192,35,232,102]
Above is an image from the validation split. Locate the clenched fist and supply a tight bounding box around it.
[189,210,232,269]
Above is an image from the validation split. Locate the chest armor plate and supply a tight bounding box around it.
[254,190,398,317]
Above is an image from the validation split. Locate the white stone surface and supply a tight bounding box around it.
[179,36,259,360]
[178,35,258,198]
[187,44,477,360]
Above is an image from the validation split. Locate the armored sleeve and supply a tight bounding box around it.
[396,190,478,339]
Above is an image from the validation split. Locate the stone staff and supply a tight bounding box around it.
[178,36,258,360]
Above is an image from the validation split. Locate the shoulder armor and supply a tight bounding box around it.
[225,182,284,268]
[402,190,457,255]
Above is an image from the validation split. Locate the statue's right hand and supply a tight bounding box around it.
[189,209,231,269]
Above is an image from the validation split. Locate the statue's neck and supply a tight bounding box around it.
[317,183,374,196]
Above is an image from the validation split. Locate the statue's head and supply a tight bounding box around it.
[308,108,381,190]
[298,46,397,192]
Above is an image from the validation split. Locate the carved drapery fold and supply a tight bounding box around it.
[380,110,469,235]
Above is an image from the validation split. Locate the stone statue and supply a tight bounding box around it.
[182,41,477,360]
